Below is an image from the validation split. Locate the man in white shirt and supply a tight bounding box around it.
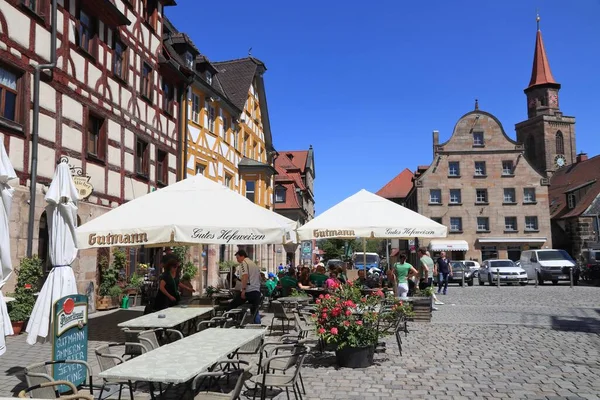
[233,249,262,323]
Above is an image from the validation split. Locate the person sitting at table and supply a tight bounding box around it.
[298,266,313,290]
[309,265,328,287]
[325,271,341,289]
[357,269,381,289]
[153,255,183,311]
[265,272,278,297]
[337,266,348,284]
[279,267,299,296]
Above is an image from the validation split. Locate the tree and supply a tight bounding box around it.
[320,239,346,261]
[350,239,384,254]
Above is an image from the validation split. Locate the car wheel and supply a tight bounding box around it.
[478,275,485,286]
[467,280,474,287]
[552,280,558,285]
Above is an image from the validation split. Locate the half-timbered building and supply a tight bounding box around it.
[0,0,182,293]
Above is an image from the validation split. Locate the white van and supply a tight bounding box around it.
[520,249,577,285]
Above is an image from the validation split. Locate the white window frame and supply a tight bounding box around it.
[503,188,516,203]
[191,93,200,123]
[449,189,461,204]
[525,216,539,231]
[473,132,484,146]
[206,71,212,85]
[274,187,286,203]
[474,161,486,176]
[567,193,575,209]
[502,160,514,176]
[207,104,215,132]
[448,161,460,177]
[450,217,462,232]
[476,189,488,203]
[429,189,442,204]
[524,188,536,203]
[224,174,232,188]
[477,217,489,232]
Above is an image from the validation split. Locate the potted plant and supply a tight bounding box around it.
[314,282,411,368]
[409,285,434,322]
[180,261,198,297]
[97,248,126,310]
[7,256,44,334]
[126,273,144,306]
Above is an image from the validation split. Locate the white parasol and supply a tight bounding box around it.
[0,141,16,355]
[26,161,79,345]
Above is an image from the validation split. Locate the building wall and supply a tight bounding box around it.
[414,111,553,262]
[1,0,178,292]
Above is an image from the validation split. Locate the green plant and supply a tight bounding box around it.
[219,260,238,271]
[7,256,44,322]
[206,286,217,297]
[108,285,123,297]
[413,285,435,297]
[172,246,189,265]
[181,261,198,281]
[290,288,307,298]
[128,273,143,290]
[99,248,127,296]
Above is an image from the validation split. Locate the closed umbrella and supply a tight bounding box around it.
[0,142,16,355]
[26,161,79,345]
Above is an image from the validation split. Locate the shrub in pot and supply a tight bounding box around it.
[7,256,44,334]
[97,249,126,309]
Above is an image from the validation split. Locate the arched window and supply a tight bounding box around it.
[526,135,536,162]
[556,131,564,155]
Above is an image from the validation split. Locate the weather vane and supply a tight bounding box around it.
[536,9,540,31]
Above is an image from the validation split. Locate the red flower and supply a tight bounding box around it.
[343,320,350,327]
[356,320,363,325]
[322,307,328,313]
[319,294,324,299]
[321,313,328,319]
[375,290,384,297]
[360,297,367,303]
[315,299,321,304]
[399,301,403,306]
[332,307,341,317]
[325,294,331,300]
[311,314,316,318]
[330,327,338,335]
[318,328,325,334]
[345,310,352,316]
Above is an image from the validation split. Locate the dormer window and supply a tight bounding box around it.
[275,186,286,203]
[184,52,194,69]
[473,132,484,147]
[206,71,212,85]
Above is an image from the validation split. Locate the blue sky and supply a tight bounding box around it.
[167,1,600,215]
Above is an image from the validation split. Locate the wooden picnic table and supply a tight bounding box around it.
[118,306,214,329]
[98,328,265,385]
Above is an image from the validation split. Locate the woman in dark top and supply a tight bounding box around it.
[154,257,181,311]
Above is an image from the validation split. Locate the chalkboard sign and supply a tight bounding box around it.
[52,294,88,393]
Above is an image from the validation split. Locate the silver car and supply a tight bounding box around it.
[479,259,528,285]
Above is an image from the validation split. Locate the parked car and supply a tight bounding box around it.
[455,260,481,276]
[579,247,600,283]
[520,249,579,285]
[448,261,474,286]
[479,259,528,285]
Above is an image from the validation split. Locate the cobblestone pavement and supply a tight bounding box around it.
[1,285,599,399]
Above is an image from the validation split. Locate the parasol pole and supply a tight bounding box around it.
[362,237,367,274]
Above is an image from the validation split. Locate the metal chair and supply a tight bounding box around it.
[18,380,92,399]
[137,328,184,351]
[24,360,93,399]
[192,367,251,400]
[269,301,295,334]
[95,342,147,400]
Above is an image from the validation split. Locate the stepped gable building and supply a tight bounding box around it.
[0,0,181,293]
[406,99,552,262]
[516,19,576,177]
[549,154,600,259]
[273,146,316,265]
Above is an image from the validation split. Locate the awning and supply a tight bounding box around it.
[477,237,547,244]
[429,240,469,251]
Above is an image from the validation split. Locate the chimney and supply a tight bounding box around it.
[432,130,439,157]
[576,153,588,163]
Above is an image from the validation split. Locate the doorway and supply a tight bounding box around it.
[481,246,498,261]
[507,246,521,262]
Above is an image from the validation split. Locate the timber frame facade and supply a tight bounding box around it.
[0,0,181,293]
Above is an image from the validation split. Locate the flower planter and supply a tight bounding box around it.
[408,297,432,322]
[335,345,375,368]
[10,321,24,335]
[96,296,120,311]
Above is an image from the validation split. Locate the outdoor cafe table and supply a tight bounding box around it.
[98,328,265,393]
[118,306,214,329]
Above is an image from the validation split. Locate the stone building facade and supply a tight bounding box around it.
[406,105,553,262]
[1,0,181,293]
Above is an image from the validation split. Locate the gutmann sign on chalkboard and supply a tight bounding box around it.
[52,294,89,393]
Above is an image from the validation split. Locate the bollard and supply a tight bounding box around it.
[569,267,574,289]
[496,268,500,288]
[462,271,465,288]
[535,268,538,288]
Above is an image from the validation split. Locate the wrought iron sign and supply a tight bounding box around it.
[59,156,94,200]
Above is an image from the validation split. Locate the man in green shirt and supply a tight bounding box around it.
[309,265,328,287]
[279,267,299,296]
[418,248,435,290]
[391,254,418,299]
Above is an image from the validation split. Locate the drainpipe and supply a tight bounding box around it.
[177,79,191,180]
[27,0,58,257]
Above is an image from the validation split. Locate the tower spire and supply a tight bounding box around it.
[527,13,558,88]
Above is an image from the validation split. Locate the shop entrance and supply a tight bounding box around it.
[507,246,521,262]
[481,246,498,261]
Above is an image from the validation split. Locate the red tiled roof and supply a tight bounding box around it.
[275,182,302,210]
[528,29,558,88]
[282,150,309,173]
[376,169,414,199]
[549,155,600,219]
[274,152,308,210]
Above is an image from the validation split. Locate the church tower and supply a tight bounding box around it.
[515,15,576,177]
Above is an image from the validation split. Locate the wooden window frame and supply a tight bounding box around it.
[20,0,47,18]
[135,137,150,178]
[142,0,159,31]
[140,62,153,102]
[86,111,107,162]
[195,163,205,176]
[156,149,168,185]
[162,79,174,115]
[191,93,200,124]
[0,64,25,128]
[113,37,128,83]
[76,6,98,59]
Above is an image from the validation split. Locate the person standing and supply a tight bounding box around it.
[391,254,418,299]
[153,255,182,311]
[418,248,435,290]
[436,251,453,295]
[231,250,262,323]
